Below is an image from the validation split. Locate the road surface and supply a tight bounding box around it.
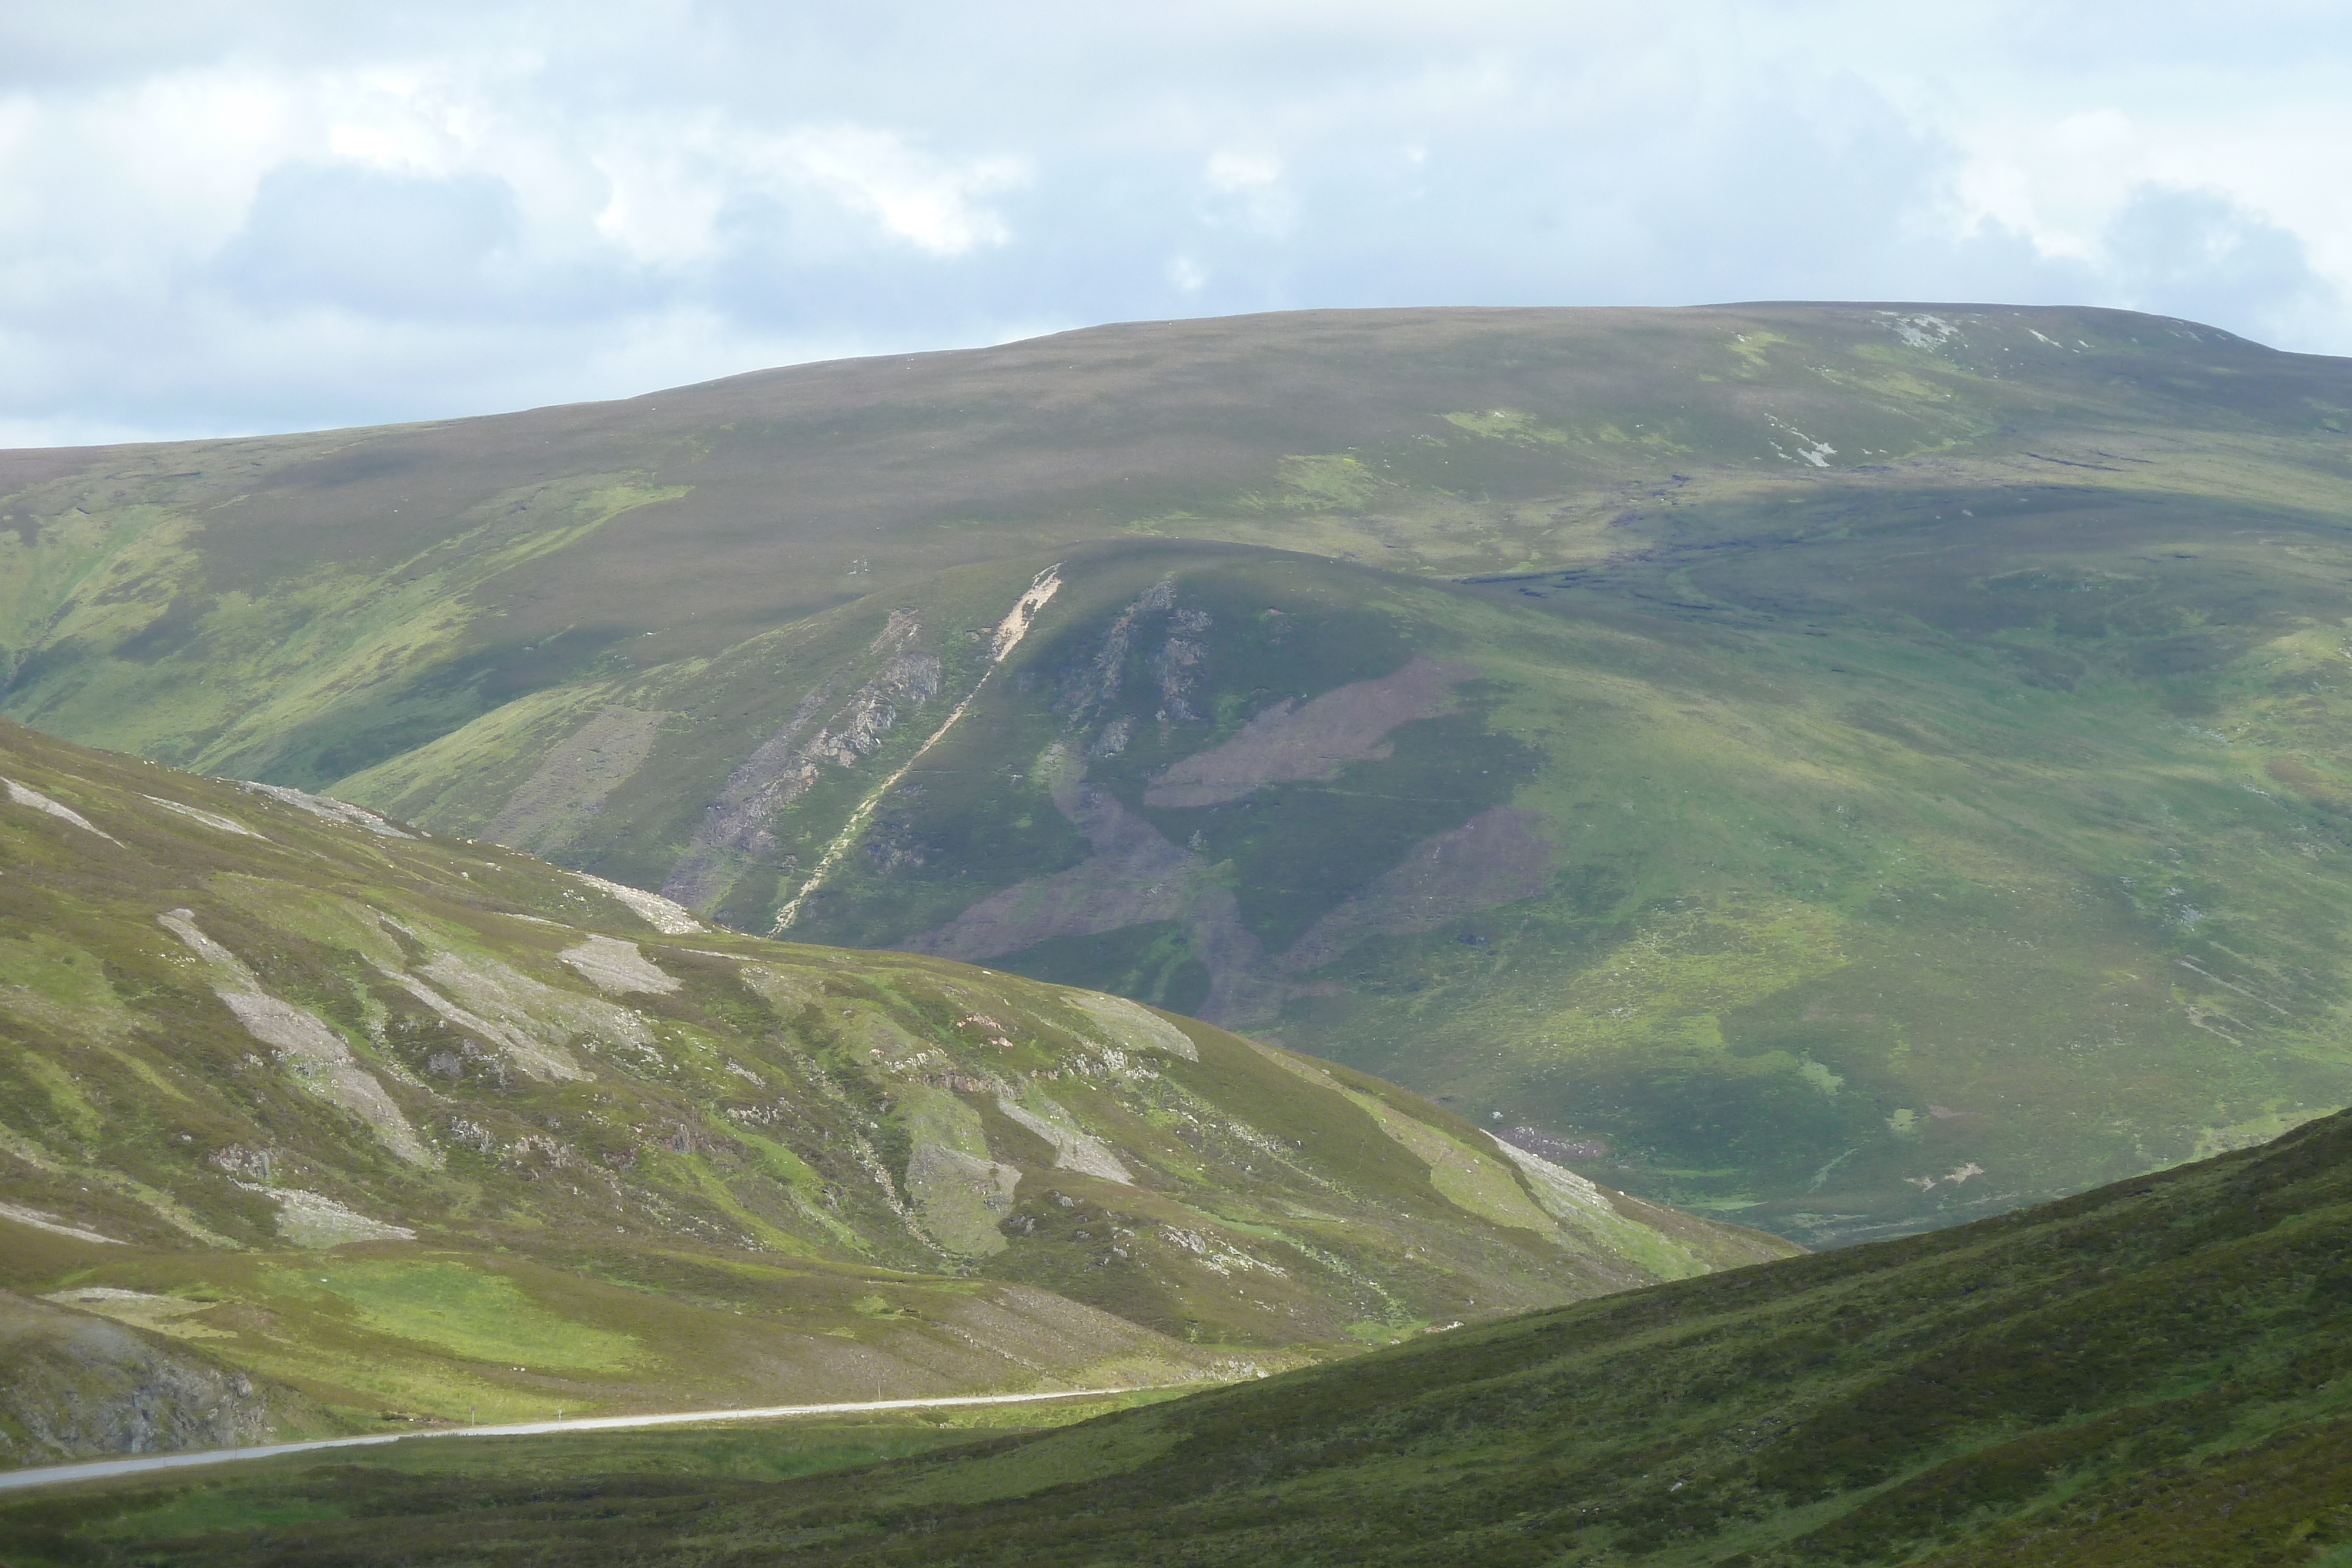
[0,1385,1147,1494]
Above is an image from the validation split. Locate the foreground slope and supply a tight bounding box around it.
[0,718,1780,1460]
[9,304,2352,1242]
[34,1101,2351,1566]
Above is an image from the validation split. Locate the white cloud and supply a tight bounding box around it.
[770,125,1027,256]
[590,124,731,266]
[0,0,2347,441]
[1205,150,1282,193]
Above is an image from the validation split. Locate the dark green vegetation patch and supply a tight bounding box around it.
[25,1099,2351,1566]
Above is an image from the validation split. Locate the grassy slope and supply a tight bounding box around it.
[7,303,2352,1245]
[0,719,1781,1457]
[31,1102,2352,1567]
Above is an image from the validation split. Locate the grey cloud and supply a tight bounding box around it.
[215,165,524,316]
[2102,186,2341,345]
[2,1,2350,443]
[0,0,530,87]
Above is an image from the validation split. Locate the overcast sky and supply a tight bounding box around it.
[4,1,2350,446]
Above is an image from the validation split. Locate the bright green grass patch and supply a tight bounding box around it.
[1337,1086,1553,1235]
[1440,408,1573,444]
[13,1051,102,1139]
[261,1261,644,1372]
[1240,454,1389,511]
[0,932,126,1020]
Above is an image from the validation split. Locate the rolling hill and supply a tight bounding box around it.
[14,1073,2351,1566]
[0,717,1783,1464]
[6,303,2352,1243]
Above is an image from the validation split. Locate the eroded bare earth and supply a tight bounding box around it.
[1280,806,1554,973]
[1143,656,1471,807]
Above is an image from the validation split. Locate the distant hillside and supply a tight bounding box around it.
[7,304,2352,1242]
[35,1095,2350,1566]
[0,718,1782,1457]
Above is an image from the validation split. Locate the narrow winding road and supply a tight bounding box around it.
[0,1385,1145,1493]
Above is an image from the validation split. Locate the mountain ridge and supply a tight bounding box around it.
[7,302,2352,1243]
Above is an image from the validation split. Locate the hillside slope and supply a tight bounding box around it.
[8,303,2352,1242]
[0,718,1782,1452]
[0,1289,336,1469]
[36,1098,2352,1567]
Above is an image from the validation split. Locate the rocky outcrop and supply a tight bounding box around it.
[0,1289,330,1468]
[664,613,943,913]
[1057,577,1176,721]
[159,910,437,1167]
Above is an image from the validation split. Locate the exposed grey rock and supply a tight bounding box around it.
[0,1289,330,1467]
[663,618,943,912]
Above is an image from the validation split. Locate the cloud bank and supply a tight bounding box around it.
[4,1,2349,443]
